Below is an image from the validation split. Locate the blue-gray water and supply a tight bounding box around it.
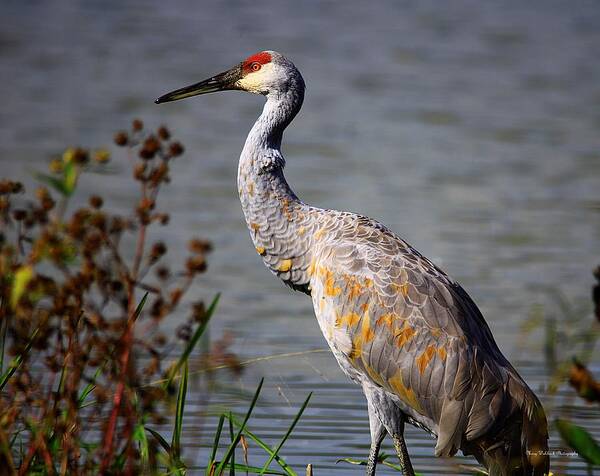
[1,0,600,474]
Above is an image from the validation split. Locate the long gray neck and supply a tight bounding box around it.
[237,85,314,293]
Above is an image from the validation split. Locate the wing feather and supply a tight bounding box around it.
[309,213,519,444]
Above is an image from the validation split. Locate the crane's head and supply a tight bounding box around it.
[155,51,303,104]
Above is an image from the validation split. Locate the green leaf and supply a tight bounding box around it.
[164,293,220,389]
[34,172,69,196]
[62,161,78,196]
[214,379,263,475]
[556,419,600,466]
[0,328,38,391]
[213,463,287,475]
[146,427,172,454]
[133,292,148,321]
[206,414,225,475]
[77,365,104,408]
[133,423,150,468]
[172,361,188,460]
[10,265,33,309]
[336,457,366,466]
[229,413,235,476]
[224,414,295,476]
[259,393,312,475]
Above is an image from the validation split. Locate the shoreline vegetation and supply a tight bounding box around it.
[0,120,599,475]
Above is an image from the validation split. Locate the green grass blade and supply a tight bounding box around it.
[146,426,172,454]
[164,293,220,389]
[172,360,188,459]
[229,413,235,476]
[133,423,150,468]
[0,328,38,391]
[225,414,295,476]
[134,292,149,321]
[78,364,104,408]
[214,378,263,475]
[556,419,600,465]
[259,392,311,475]
[34,172,69,196]
[215,463,287,475]
[206,414,226,475]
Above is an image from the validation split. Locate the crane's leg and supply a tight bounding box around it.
[363,384,416,476]
[365,398,386,476]
[392,422,415,476]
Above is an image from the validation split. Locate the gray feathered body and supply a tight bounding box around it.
[237,52,549,475]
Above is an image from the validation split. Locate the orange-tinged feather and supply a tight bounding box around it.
[388,370,423,413]
[395,322,416,347]
[416,345,436,374]
[361,310,375,343]
[336,312,361,328]
[278,259,292,272]
[347,279,364,300]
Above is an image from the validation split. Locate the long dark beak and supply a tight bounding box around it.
[155,65,242,104]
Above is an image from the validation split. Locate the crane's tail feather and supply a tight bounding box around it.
[500,377,550,475]
[520,394,550,476]
[469,377,550,476]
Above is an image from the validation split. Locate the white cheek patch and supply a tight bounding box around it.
[236,63,276,93]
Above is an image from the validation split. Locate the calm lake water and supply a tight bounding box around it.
[1,0,600,473]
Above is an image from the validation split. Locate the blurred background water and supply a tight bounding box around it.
[1,0,600,473]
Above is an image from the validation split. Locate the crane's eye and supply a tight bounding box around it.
[251,62,261,72]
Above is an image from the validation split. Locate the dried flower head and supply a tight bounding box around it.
[169,142,184,157]
[157,125,170,141]
[132,118,144,131]
[114,131,128,146]
[89,195,103,209]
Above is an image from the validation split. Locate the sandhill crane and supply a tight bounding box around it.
[156,51,550,476]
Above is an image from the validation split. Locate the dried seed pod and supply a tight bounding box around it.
[139,148,155,160]
[12,209,26,221]
[149,162,168,186]
[49,158,63,173]
[151,297,166,319]
[176,323,192,341]
[150,242,167,262]
[153,333,167,346]
[89,195,103,209]
[191,301,206,323]
[569,359,600,403]
[134,162,147,181]
[36,187,55,211]
[114,131,128,146]
[109,216,124,234]
[157,125,170,141]
[72,148,89,164]
[170,288,183,306]
[158,213,170,225]
[93,149,110,163]
[138,197,155,212]
[132,118,144,131]
[0,180,23,194]
[139,135,161,160]
[188,238,212,254]
[169,142,184,157]
[186,255,207,274]
[155,266,170,280]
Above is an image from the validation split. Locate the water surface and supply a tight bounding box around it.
[1,0,600,473]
